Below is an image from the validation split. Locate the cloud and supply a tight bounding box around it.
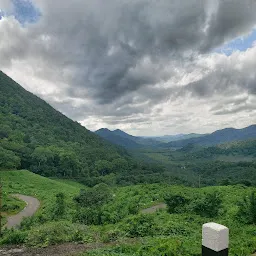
[0,0,256,135]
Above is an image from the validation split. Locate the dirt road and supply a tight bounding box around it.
[5,194,40,229]
[140,202,167,214]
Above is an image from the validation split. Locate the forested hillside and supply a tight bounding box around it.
[0,71,168,185]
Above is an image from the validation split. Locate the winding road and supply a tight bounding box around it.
[5,194,40,229]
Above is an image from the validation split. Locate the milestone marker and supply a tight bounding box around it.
[202,222,229,256]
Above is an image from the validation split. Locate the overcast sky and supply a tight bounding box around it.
[0,0,256,136]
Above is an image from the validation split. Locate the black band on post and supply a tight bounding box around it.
[202,246,228,256]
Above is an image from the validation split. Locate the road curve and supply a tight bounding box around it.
[140,203,167,214]
[6,194,40,229]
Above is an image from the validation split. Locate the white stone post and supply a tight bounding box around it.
[202,222,229,256]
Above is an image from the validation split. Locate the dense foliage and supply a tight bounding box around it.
[138,139,256,186]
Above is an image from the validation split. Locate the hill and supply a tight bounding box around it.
[0,170,83,219]
[95,128,159,148]
[0,71,171,186]
[163,125,256,148]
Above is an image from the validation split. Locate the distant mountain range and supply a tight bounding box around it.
[96,125,256,149]
[163,125,256,148]
[95,128,159,149]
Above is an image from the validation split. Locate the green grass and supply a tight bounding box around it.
[50,178,87,189]
[77,184,256,256]
[1,170,256,255]
[0,170,83,220]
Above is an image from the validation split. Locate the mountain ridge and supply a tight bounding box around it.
[163,124,256,148]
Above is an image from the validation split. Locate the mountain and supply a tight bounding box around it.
[95,128,160,148]
[0,71,132,181]
[95,128,141,148]
[163,125,256,148]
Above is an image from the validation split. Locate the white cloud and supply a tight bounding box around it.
[0,0,256,136]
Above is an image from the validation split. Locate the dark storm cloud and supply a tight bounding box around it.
[33,0,256,106]
[201,1,256,52]
[1,0,256,134]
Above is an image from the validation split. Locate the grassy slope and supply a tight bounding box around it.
[0,170,84,220]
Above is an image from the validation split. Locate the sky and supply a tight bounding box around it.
[0,0,256,136]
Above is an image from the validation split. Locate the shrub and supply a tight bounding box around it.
[164,194,190,214]
[73,207,101,225]
[26,221,93,247]
[121,214,156,237]
[0,229,28,245]
[192,191,222,218]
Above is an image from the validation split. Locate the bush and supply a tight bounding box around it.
[121,214,156,237]
[164,194,190,214]
[0,229,28,245]
[26,221,93,247]
[192,191,222,218]
[73,207,101,225]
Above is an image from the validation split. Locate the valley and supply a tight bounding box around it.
[0,71,256,255]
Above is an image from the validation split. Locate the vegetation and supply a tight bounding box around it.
[0,170,256,255]
[236,191,256,224]
[136,140,256,186]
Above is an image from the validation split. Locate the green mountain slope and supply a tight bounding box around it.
[95,128,159,148]
[95,128,141,149]
[163,125,256,148]
[180,139,256,161]
[0,71,134,181]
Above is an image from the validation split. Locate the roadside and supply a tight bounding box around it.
[5,194,40,229]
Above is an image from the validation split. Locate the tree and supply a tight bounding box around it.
[74,183,112,208]
[0,146,20,170]
[94,160,113,176]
